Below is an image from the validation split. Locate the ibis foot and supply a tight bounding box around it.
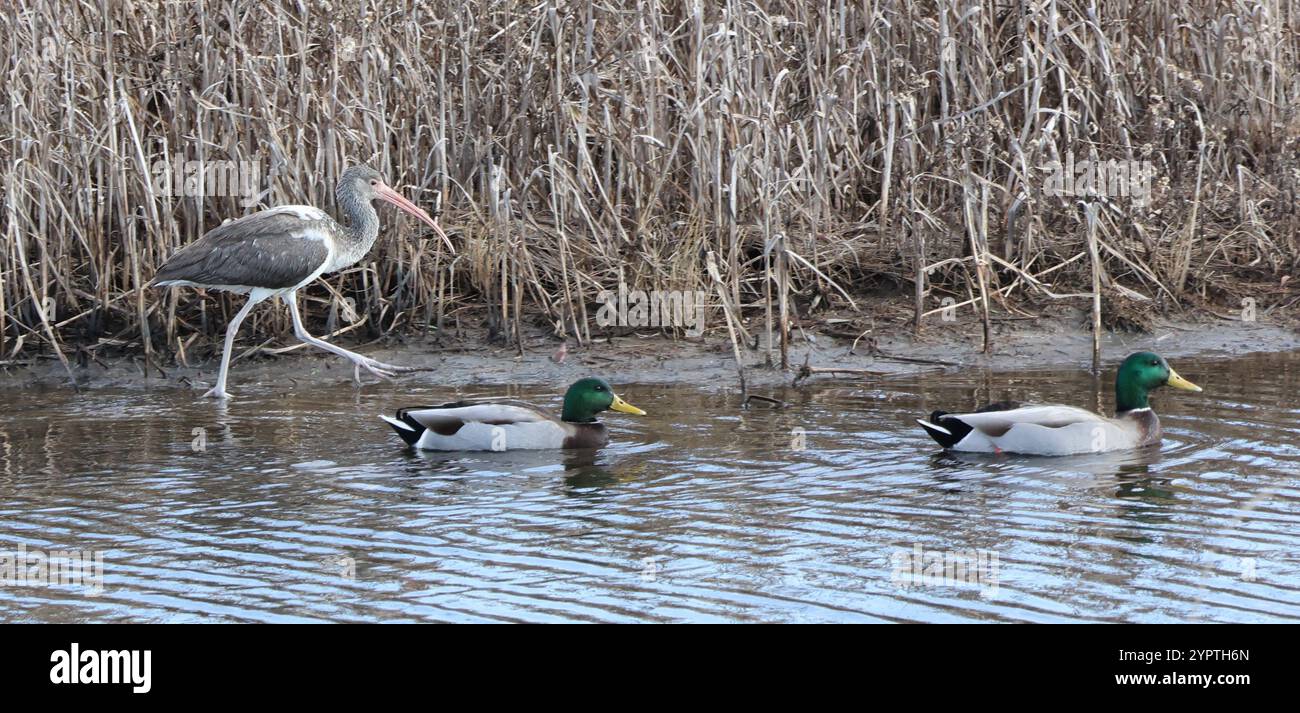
[202,386,232,400]
[348,355,416,384]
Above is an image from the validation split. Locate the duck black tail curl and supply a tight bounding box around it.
[916,410,969,449]
[916,402,1020,449]
[380,409,428,447]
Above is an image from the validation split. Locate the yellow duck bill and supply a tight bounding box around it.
[1166,368,1202,392]
[609,394,646,416]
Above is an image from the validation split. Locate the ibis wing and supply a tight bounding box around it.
[943,404,1105,437]
[151,206,335,290]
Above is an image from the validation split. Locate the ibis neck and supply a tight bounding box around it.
[336,187,380,254]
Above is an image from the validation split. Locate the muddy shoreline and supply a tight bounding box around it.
[3,302,1297,396]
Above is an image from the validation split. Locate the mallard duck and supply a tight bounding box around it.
[916,352,1202,455]
[381,377,646,451]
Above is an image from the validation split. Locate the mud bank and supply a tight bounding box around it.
[3,303,1297,397]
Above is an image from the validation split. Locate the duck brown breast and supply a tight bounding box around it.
[562,423,609,449]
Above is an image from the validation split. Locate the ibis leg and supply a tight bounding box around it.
[204,294,265,399]
[283,292,414,381]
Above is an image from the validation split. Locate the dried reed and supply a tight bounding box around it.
[2,1,1298,365]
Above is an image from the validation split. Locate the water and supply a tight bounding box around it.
[1,351,1298,622]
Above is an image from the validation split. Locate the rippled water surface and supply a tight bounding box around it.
[1,351,1298,622]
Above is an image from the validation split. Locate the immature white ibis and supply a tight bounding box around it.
[150,165,452,399]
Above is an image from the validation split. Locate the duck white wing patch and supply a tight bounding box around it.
[959,421,1138,455]
[404,404,567,451]
[414,420,569,451]
[404,404,549,426]
[947,405,1106,434]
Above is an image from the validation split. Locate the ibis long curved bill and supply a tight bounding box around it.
[374,182,454,252]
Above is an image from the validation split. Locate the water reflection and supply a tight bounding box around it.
[0,351,1297,622]
[933,445,1164,479]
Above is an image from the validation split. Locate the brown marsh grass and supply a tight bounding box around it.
[3,0,1299,369]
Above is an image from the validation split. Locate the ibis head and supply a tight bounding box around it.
[337,166,452,251]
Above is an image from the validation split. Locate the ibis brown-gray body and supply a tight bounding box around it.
[150,165,451,399]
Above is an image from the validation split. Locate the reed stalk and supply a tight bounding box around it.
[0,0,1295,363]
